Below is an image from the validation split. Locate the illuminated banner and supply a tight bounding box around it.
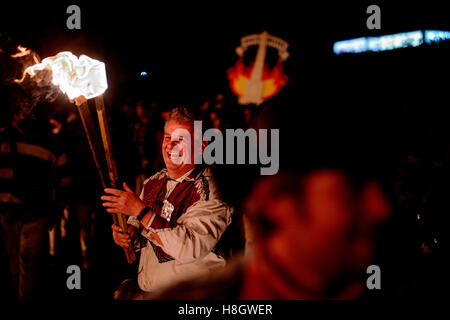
[333,30,450,55]
[227,31,289,106]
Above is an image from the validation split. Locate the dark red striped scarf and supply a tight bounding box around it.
[141,167,209,262]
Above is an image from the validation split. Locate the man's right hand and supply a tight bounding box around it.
[112,224,135,248]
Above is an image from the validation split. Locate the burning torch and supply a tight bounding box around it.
[17,51,136,263]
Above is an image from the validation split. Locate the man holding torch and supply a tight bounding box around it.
[101,106,233,298]
[14,51,233,298]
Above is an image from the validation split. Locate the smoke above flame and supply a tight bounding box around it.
[1,44,40,84]
[16,51,108,100]
[0,42,53,116]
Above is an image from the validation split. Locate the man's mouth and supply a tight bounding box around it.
[167,151,181,160]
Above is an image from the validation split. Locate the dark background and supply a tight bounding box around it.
[2,1,449,106]
[1,1,449,299]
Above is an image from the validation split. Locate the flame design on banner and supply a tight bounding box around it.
[227,57,288,102]
[16,51,108,100]
[227,31,289,105]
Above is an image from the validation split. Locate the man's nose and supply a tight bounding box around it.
[167,140,180,149]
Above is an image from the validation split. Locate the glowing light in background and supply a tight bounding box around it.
[424,30,450,44]
[368,31,422,52]
[333,37,367,54]
[334,30,450,55]
[140,71,148,77]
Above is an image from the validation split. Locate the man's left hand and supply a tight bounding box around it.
[101,182,146,217]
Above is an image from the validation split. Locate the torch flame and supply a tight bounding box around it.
[10,45,31,58]
[16,51,108,100]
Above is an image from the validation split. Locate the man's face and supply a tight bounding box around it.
[162,120,195,173]
[252,169,391,294]
[298,171,389,276]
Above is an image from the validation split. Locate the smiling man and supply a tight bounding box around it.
[101,106,233,298]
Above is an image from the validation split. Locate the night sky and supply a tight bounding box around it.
[2,1,450,107]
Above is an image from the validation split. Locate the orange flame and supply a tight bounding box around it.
[16,51,108,100]
[10,45,31,58]
[227,58,288,101]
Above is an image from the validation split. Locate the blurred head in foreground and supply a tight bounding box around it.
[242,169,391,299]
[143,167,391,300]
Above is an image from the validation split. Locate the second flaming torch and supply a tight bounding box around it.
[18,51,136,263]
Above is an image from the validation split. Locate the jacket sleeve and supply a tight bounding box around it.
[141,199,233,264]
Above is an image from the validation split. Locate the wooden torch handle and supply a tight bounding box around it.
[94,95,136,264]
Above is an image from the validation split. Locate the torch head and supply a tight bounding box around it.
[18,51,108,101]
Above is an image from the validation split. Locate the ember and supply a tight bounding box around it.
[10,45,31,58]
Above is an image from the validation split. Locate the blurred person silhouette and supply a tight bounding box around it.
[46,110,71,263]
[0,104,69,299]
[63,109,101,270]
[133,100,159,195]
[242,170,391,299]
[140,168,391,299]
[113,100,138,191]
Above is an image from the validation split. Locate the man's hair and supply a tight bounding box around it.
[166,106,197,127]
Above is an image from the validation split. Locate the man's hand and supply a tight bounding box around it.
[112,224,135,248]
[101,182,146,217]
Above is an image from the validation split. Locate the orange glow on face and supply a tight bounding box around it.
[227,58,288,101]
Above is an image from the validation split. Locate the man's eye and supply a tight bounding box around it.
[178,136,184,141]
